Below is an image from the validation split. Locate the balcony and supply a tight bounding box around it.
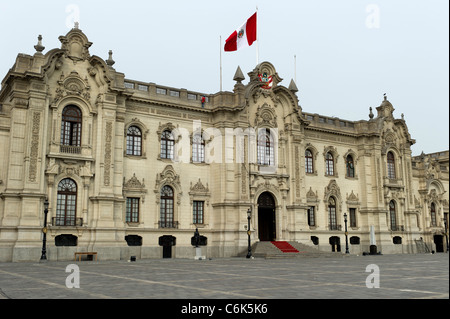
[158,221,179,229]
[51,217,83,227]
[60,144,81,154]
[390,225,405,232]
[328,224,342,231]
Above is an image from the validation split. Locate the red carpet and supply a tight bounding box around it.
[271,241,299,253]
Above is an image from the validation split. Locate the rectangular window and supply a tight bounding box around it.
[307,206,315,226]
[138,85,148,92]
[169,90,180,97]
[126,198,139,223]
[156,88,167,95]
[124,82,134,89]
[329,207,337,230]
[349,208,357,228]
[193,201,204,224]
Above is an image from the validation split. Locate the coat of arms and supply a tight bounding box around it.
[258,72,273,89]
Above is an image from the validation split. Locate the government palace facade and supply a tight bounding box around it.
[0,26,448,262]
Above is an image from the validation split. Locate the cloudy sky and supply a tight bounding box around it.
[0,0,448,155]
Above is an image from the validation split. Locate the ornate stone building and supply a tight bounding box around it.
[0,26,448,261]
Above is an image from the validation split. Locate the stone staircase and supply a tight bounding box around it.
[250,241,341,259]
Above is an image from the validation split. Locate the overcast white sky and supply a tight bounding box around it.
[0,0,448,155]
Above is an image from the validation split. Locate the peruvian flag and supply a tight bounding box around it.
[224,12,257,52]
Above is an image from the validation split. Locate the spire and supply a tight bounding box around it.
[233,66,245,93]
[233,66,245,83]
[288,79,298,93]
[34,35,45,54]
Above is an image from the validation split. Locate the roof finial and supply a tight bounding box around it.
[288,79,298,93]
[233,66,245,83]
[34,34,45,54]
[383,93,387,101]
[106,50,115,66]
[369,107,374,119]
[74,21,79,29]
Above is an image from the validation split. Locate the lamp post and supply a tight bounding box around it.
[40,198,49,262]
[344,212,349,254]
[246,208,252,259]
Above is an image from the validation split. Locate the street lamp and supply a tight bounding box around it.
[246,208,252,259]
[40,198,49,262]
[344,212,349,254]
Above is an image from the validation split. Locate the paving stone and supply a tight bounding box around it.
[0,254,447,300]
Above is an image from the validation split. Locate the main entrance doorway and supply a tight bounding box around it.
[257,192,276,241]
[434,235,444,253]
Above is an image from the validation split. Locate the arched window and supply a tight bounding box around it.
[56,178,77,226]
[161,130,174,159]
[346,155,355,178]
[328,197,338,230]
[387,151,396,179]
[257,129,274,166]
[430,202,437,227]
[326,152,334,176]
[160,185,174,228]
[61,105,82,151]
[305,149,314,174]
[192,133,205,163]
[389,200,397,231]
[126,126,142,156]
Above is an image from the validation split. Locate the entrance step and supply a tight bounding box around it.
[251,241,341,259]
[271,241,299,253]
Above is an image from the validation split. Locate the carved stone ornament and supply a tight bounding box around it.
[124,173,146,190]
[58,26,92,62]
[254,103,278,128]
[190,179,210,194]
[53,71,91,104]
[324,179,342,208]
[154,165,182,204]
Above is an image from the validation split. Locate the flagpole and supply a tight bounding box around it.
[220,36,223,92]
[294,54,297,83]
[256,6,259,65]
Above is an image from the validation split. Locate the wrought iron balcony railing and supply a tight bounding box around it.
[60,144,81,154]
[328,224,342,231]
[51,217,83,227]
[390,225,404,232]
[158,220,179,229]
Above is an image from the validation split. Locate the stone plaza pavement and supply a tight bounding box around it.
[0,253,448,300]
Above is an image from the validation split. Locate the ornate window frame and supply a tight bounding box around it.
[154,165,182,228]
[123,173,147,226]
[346,190,361,229]
[305,144,318,176]
[323,146,339,177]
[124,118,148,159]
[189,178,211,228]
[306,187,320,229]
[344,149,358,179]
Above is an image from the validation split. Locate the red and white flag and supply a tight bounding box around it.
[224,12,257,52]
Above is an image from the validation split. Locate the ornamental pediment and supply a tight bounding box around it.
[54,71,91,104]
[124,173,146,190]
[58,24,92,62]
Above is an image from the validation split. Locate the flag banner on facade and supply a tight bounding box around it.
[224,12,257,52]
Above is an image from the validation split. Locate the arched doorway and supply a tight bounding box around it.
[257,192,276,241]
